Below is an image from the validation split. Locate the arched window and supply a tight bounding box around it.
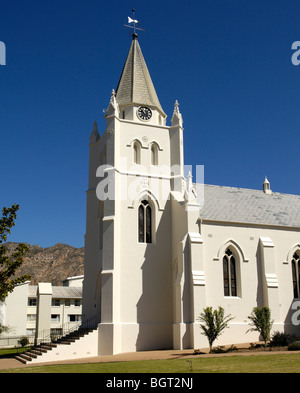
[138,200,152,243]
[223,249,237,297]
[292,252,300,298]
[133,141,141,164]
[151,143,158,166]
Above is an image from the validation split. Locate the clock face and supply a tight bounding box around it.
[137,106,152,121]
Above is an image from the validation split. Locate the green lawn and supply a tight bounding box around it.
[0,347,29,357]
[1,353,300,373]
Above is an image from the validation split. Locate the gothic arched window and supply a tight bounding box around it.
[151,143,158,166]
[292,253,300,298]
[133,141,141,164]
[138,200,152,243]
[223,249,237,297]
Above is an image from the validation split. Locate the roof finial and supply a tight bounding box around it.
[263,176,272,194]
[124,9,145,38]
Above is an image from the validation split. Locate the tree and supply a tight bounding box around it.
[247,306,273,348]
[0,323,9,335]
[0,204,31,301]
[198,306,235,353]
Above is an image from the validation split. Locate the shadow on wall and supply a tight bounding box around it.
[136,199,173,351]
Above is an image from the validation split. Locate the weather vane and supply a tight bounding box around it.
[124,9,145,36]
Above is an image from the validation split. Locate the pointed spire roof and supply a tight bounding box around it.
[115,35,165,116]
[89,120,100,143]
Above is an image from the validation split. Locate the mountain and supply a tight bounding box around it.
[3,242,85,286]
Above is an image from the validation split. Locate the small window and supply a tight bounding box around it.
[68,315,82,322]
[138,200,152,243]
[133,141,141,164]
[65,299,71,307]
[28,298,37,307]
[292,253,300,298]
[223,249,237,297]
[52,299,60,307]
[151,143,158,166]
[75,299,81,307]
[51,314,60,323]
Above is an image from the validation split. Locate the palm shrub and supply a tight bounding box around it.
[198,306,234,353]
[247,306,273,348]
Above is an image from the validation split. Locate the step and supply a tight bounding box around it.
[25,351,37,359]
[16,353,33,362]
[15,355,27,364]
[14,327,98,364]
[29,349,44,356]
[35,346,47,353]
[39,342,57,349]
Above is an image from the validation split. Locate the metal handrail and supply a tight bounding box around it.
[34,314,98,346]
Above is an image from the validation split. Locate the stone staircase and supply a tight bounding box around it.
[15,328,96,364]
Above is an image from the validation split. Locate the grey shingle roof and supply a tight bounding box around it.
[115,36,165,115]
[52,287,82,299]
[198,184,300,228]
[28,285,37,297]
[28,285,82,299]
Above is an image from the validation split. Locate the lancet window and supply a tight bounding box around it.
[292,253,300,298]
[151,143,158,166]
[223,248,237,297]
[138,200,152,243]
[133,141,141,164]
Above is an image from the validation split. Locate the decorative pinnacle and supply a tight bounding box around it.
[173,100,180,115]
[171,99,183,127]
[110,89,116,102]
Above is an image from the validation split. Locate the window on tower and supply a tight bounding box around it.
[138,200,152,243]
[151,143,158,166]
[133,141,141,164]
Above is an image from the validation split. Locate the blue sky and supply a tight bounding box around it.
[1,0,299,248]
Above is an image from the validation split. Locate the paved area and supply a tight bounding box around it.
[0,349,197,370]
[0,343,298,371]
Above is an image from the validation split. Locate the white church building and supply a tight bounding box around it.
[82,31,300,356]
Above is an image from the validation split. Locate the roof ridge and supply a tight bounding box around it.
[196,183,300,197]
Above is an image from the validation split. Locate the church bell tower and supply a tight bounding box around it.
[82,24,185,355]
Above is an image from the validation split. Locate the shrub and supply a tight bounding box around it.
[247,307,273,347]
[288,342,300,351]
[198,306,234,353]
[18,336,29,347]
[270,331,297,347]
